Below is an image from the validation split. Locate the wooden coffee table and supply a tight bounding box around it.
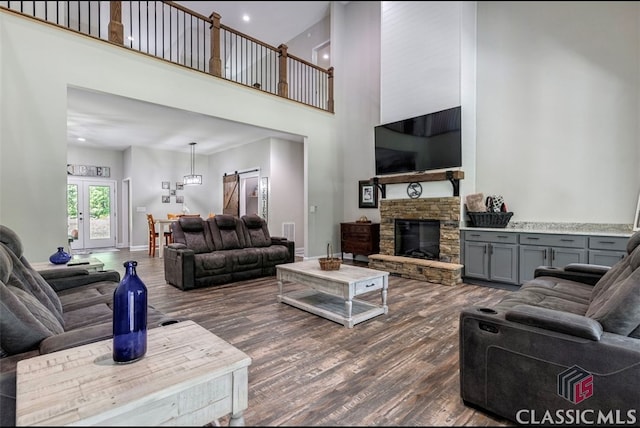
[276,260,389,328]
[16,320,252,426]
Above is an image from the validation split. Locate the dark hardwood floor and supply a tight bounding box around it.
[82,249,514,426]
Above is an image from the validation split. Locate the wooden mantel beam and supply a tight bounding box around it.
[372,170,464,185]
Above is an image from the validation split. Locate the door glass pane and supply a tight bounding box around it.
[88,184,111,240]
[67,184,79,242]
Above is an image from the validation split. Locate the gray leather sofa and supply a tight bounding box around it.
[164,214,295,290]
[0,224,175,427]
[459,230,640,425]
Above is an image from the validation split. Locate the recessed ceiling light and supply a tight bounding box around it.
[323,54,329,60]
[127,36,134,41]
[77,137,86,142]
[242,14,250,22]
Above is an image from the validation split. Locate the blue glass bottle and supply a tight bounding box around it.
[112,260,148,363]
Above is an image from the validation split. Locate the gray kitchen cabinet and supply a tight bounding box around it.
[518,233,587,283]
[462,229,631,287]
[588,236,627,266]
[462,231,519,285]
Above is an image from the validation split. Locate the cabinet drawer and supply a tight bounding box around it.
[588,250,625,266]
[354,276,384,294]
[463,230,517,244]
[342,242,373,254]
[341,232,371,242]
[342,224,373,234]
[588,236,628,251]
[519,233,586,248]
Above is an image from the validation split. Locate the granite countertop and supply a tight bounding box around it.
[460,221,635,237]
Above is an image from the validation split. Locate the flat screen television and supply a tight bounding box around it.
[374,106,461,175]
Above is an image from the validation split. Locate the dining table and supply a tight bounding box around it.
[154,218,175,258]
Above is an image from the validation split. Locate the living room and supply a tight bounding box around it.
[1,1,640,426]
[1,1,638,264]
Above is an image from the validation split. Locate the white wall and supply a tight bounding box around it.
[207,137,304,249]
[209,139,272,216]
[0,10,337,262]
[340,1,382,224]
[344,1,638,226]
[381,1,462,123]
[347,1,470,209]
[286,15,330,64]
[270,138,304,250]
[476,1,639,223]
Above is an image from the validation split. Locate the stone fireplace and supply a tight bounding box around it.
[395,219,440,260]
[368,197,463,285]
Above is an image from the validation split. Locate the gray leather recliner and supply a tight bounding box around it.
[0,224,175,427]
[459,230,640,425]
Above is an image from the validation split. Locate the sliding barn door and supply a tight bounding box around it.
[223,173,240,216]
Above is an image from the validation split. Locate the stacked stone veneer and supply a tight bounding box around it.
[368,197,463,286]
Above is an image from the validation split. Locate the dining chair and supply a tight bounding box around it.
[146,214,172,257]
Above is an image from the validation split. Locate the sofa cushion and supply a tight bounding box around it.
[215,215,237,229]
[0,243,64,326]
[224,248,262,271]
[210,216,245,250]
[494,287,589,315]
[627,230,640,255]
[0,225,24,261]
[519,277,593,303]
[242,214,272,248]
[9,286,64,334]
[195,252,229,273]
[589,232,640,305]
[585,249,640,336]
[0,283,63,355]
[219,229,242,250]
[177,218,212,254]
[63,302,114,330]
[242,214,263,229]
[256,246,290,267]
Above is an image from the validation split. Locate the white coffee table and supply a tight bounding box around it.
[30,256,104,272]
[276,260,389,328]
[16,320,252,426]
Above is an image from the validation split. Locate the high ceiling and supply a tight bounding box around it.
[176,1,331,48]
[67,1,331,155]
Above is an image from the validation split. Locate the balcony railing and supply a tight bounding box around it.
[1,1,334,112]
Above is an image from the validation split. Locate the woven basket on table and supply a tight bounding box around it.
[318,243,341,271]
[467,212,513,228]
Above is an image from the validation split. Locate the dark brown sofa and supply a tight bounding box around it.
[459,230,640,425]
[164,214,295,290]
[0,224,176,427]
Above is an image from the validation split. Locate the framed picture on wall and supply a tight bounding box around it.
[162,195,170,203]
[162,181,170,190]
[176,182,184,190]
[176,195,184,203]
[634,193,640,231]
[358,180,378,209]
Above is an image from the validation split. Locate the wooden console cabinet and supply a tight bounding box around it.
[340,222,380,260]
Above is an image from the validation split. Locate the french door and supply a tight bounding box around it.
[67,179,116,250]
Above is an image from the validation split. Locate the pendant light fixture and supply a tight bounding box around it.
[183,142,202,185]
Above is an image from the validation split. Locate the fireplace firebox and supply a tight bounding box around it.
[394,219,440,260]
